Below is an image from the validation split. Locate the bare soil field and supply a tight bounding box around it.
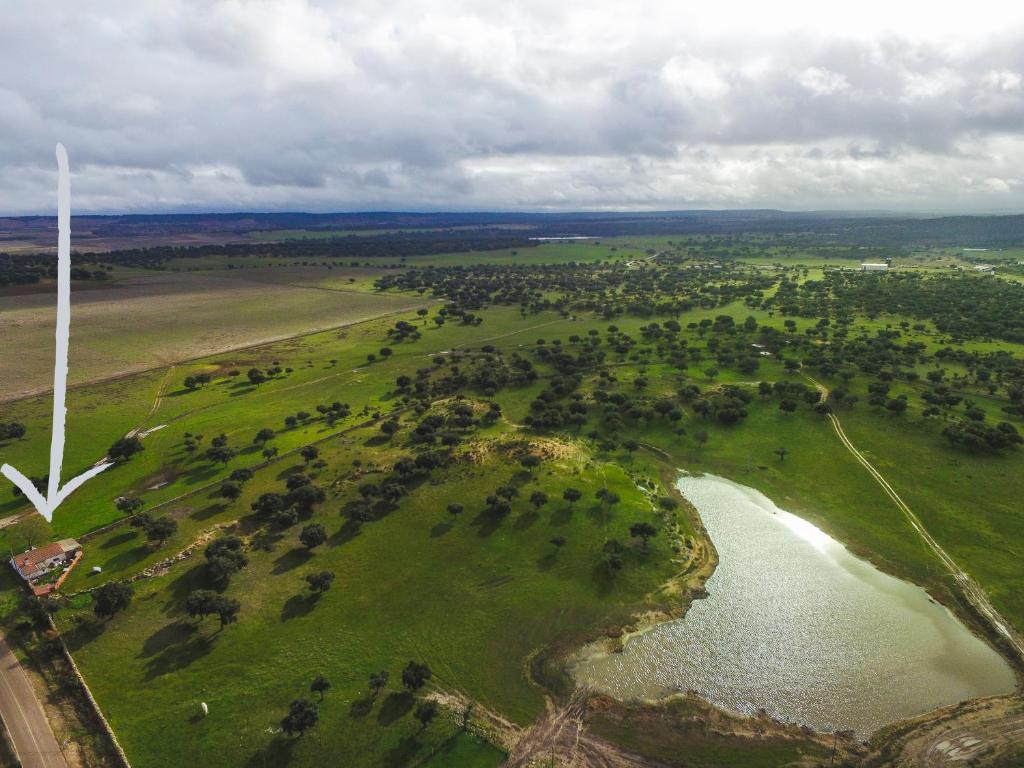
[0,271,428,401]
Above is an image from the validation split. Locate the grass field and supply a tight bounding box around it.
[0,270,428,400]
[2,247,1024,767]
[52,420,677,767]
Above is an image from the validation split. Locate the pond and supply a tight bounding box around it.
[572,473,1016,735]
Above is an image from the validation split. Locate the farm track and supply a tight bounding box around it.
[503,689,669,768]
[804,376,1024,662]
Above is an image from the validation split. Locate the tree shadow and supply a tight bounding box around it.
[585,504,610,526]
[192,502,227,521]
[143,633,214,680]
[329,519,362,547]
[383,734,423,768]
[549,505,573,526]
[469,507,506,538]
[429,521,453,538]
[102,545,150,573]
[163,563,209,615]
[363,435,391,447]
[251,530,284,552]
[243,736,297,768]
[349,696,374,719]
[271,548,312,575]
[536,552,557,571]
[139,621,196,659]
[377,691,414,726]
[280,592,319,621]
[100,530,138,549]
[181,464,221,487]
[275,464,304,481]
[513,511,539,530]
[592,562,616,597]
[62,617,105,653]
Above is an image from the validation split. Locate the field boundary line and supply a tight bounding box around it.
[45,616,131,768]
[0,299,432,405]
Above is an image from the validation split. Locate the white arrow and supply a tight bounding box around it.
[2,144,112,522]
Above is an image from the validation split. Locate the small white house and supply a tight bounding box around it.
[860,263,889,272]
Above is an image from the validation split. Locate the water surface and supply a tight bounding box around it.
[572,473,1016,735]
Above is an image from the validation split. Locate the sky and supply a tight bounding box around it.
[3,1,1024,214]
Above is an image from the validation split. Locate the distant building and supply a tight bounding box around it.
[10,538,81,584]
[860,262,889,272]
[974,264,995,274]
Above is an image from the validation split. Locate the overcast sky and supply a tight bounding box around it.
[4,1,1024,214]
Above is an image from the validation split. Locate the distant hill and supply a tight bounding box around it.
[2,209,1024,251]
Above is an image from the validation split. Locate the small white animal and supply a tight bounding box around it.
[200,702,209,716]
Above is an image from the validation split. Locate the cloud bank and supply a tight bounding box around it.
[3,1,1024,213]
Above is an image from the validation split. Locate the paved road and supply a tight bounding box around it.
[0,635,67,768]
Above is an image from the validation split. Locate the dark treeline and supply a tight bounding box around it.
[0,231,537,283]
[6,209,1024,249]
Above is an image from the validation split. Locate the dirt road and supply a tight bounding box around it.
[503,689,669,768]
[804,375,1024,662]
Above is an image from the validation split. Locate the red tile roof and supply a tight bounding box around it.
[14,542,65,573]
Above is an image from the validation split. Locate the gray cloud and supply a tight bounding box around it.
[1,1,1024,213]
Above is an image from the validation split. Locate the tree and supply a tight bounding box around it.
[311,675,331,701]
[247,368,267,387]
[92,581,133,620]
[447,503,463,521]
[529,491,548,510]
[521,455,541,473]
[220,481,242,501]
[299,523,327,550]
[230,468,254,484]
[185,589,218,622]
[305,570,335,593]
[550,535,566,550]
[0,422,26,440]
[562,488,582,506]
[205,445,236,464]
[300,445,320,464]
[779,399,798,415]
[695,429,708,448]
[281,698,318,737]
[251,492,284,519]
[145,516,177,546]
[214,596,240,629]
[287,483,325,513]
[402,661,432,692]
[116,496,144,517]
[495,484,518,501]
[415,700,439,730]
[629,522,657,550]
[108,436,144,462]
[204,536,247,589]
[254,428,275,445]
[369,670,389,698]
[775,446,788,463]
[603,539,625,572]
[380,420,400,440]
